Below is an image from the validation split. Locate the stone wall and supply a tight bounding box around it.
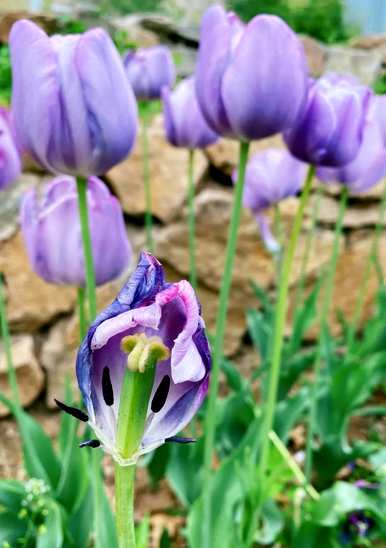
[1,12,386,415]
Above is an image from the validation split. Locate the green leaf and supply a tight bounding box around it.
[0,479,25,511]
[254,499,284,545]
[0,394,61,489]
[0,511,28,547]
[288,281,320,354]
[247,309,272,364]
[167,438,204,507]
[136,515,150,548]
[36,501,64,548]
[147,443,171,486]
[274,387,309,442]
[67,488,93,548]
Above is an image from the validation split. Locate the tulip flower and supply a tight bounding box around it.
[285,73,371,167]
[124,46,176,101]
[0,107,21,190]
[369,94,386,145]
[195,5,308,140]
[9,20,137,177]
[234,148,306,253]
[55,253,211,463]
[162,77,218,149]
[317,117,386,193]
[20,176,131,286]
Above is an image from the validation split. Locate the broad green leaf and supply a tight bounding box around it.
[146,443,171,486]
[167,438,204,507]
[36,501,64,548]
[254,499,284,545]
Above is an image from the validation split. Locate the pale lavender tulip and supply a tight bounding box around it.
[285,73,371,167]
[10,20,137,176]
[369,94,386,145]
[124,46,176,100]
[317,117,386,193]
[195,5,308,140]
[59,252,211,464]
[162,77,218,148]
[21,176,131,286]
[0,108,21,190]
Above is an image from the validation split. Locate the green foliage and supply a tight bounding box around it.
[227,0,355,44]
[100,0,163,16]
[0,45,12,106]
[373,72,386,95]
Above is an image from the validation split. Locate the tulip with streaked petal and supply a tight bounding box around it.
[10,20,137,176]
[285,73,371,167]
[0,107,21,190]
[21,176,131,286]
[61,252,211,464]
[195,5,308,140]
[124,46,176,101]
[162,76,218,149]
[317,116,386,193]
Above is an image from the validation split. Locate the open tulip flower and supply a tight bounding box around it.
[285,73,371,167]
[195,5,308,140]
[0,107,21,190]
[56,252,211,465]
[9,20,137,176]
[21,176,131,286]
[162,76,218,149]
[123,46,176,101]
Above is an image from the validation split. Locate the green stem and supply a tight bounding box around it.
[304,186,348,485]
[201,141,250,547]
[249,165,315,543]
[294,182,324,308]
[77,287,88,341]
[0,273,20,407]
[345,180,386,356]
[142,114,153,252]
[187,149,197,289]
[115,464,136,548]
[76,177,97,320]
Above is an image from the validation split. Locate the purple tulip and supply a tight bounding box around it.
[285,73,371,167]
[123,46,176,100]
[369,94,386,145]
[21,176,131,286]
[317,116,386,193]
[234,148,306,252]
[0,107,21,190]
[71,252,210,463]
[162,77,218,149]
[195,6,308,140]
[9,20,137,176]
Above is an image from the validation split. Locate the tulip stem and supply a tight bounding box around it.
[187,149,197,289]
[304,186,348,485]
[76,177,97,320]
[249,165,314,543]
[115,464,136,548]
[202,140,250,547]
[142,113,154,252]
[77,287,88,341]
[345,180,386,357]
[0,273,20,407]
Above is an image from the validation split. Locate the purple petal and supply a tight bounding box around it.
[124,46,175,100]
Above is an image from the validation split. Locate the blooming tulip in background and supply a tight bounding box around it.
[285,73,371,167]
[124,46,176,100]
[0,107,21,190]
[235,148,306,252]
[21,176,131,286]
[10,20,137,176]
[67,252,211,463]
[162,77,218,149]
[195,5,308,140]
[317,116,386,193]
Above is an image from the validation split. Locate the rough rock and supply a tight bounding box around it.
[0,335,44,417]
[205,134,284,175]
[106,115,208,223]
[301,35,326,77]
[349,34,386,50]
[325,46,383,85]
[0,232,77,332]
[319,180,386,201]
[109,15,160,47]
[310,194,386,228]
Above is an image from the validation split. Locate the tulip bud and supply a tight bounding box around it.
[162,77,218,149]
[0,108,21,190]
[195,5,308,140]
[10,20,137,176]
[123,46,176,101]
[285,73,371,167]
[20,176,131,287]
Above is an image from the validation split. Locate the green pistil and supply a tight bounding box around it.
[117,334,169,461]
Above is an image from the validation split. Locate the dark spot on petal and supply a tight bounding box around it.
[166,436,196,444]
[79,439,101,449]
[151,374,170,413]
[54,399,88,422]
[102,366,114,406]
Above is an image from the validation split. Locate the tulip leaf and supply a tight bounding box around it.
[36,501,64,548]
